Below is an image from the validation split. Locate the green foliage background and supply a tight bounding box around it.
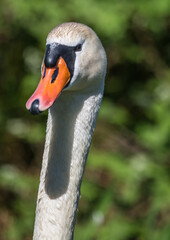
[0,0,170,239]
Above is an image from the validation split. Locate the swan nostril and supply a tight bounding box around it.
[29,99,42,115]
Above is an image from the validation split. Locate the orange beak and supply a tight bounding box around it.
[26,57,70,114]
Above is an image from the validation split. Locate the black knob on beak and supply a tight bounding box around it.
[29,99,41,115]
[44,44,60,68]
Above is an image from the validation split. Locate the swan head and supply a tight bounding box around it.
[26,22,107,114]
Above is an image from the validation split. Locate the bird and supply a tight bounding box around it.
[26,22,107,240]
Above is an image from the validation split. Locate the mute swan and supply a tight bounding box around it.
[26,22,107,240]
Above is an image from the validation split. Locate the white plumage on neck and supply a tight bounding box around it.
[33,87,104,240]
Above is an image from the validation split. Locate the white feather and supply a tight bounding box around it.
[33,22,107,240]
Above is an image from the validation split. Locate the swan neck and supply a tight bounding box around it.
[33,90,103,240]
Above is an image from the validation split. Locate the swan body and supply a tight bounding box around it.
[26,22,107,240]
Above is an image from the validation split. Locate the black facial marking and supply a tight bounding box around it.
[42,66,46,79]
[51,67,59,83]
[44,44,60,68]
[61,46,76,79]
[44,43,78,80]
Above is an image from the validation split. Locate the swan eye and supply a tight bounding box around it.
[74,44,82,52]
